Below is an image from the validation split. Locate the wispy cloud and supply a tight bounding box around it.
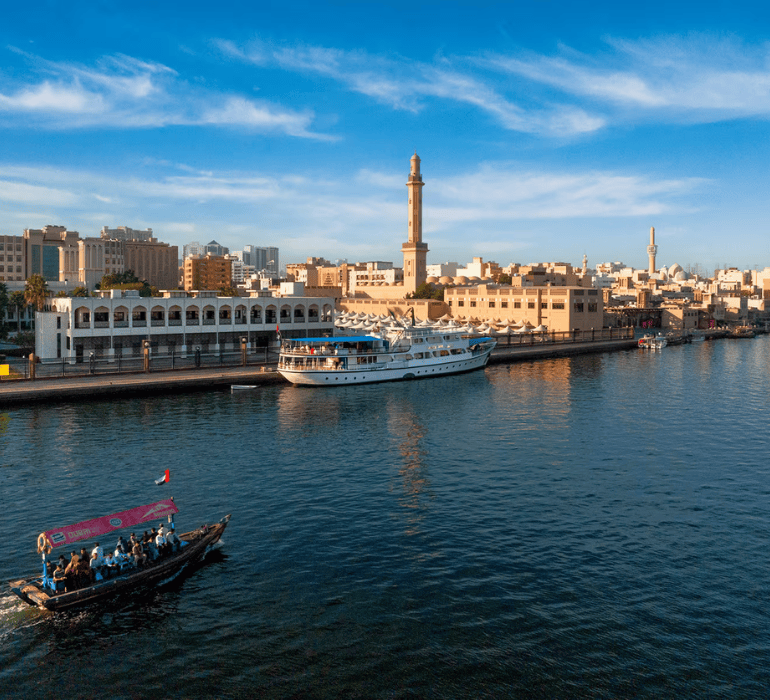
[0,48,332,138]
[216,38,604,136]
[482,35,770,122]
[0,160,706,255]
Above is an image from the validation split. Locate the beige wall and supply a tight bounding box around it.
[445,285,604,332]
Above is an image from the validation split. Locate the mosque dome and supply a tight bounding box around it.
[439,276,453,285]
[674,270,689,282]
[426,276,439,284]
[668,263,683,277]
[454,276,469,285]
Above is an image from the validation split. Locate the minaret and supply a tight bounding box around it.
[647,226,658,275]
[402,152,428,294]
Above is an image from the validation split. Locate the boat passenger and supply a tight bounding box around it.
[132,541,147,569]
[64,552,79,575]
[167,528,180,553]
[155,530,169,557]
[53,564,66,593]
[103,552,118,578]
[90,552,104,581]
[115,535,127,554]
[75,556,92,588]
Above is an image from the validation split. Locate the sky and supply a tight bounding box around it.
[1,0,769,274]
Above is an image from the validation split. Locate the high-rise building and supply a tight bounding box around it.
[24,226,80,281]
[183,254,232,291]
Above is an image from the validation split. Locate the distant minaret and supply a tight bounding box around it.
[647,226,658,275]
[402,152,428,294]
[582,253,588,275]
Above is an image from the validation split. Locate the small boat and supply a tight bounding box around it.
[9,498,231,612]
[277,318,496,386]
[638,333,667,350]
[728,326,756,338]
[231,384,258,391]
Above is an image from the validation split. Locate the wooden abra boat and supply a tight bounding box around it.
[9,498,231,612]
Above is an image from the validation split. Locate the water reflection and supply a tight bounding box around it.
[386,397,431,537]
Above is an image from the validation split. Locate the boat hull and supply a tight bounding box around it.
[279,345,494,386]
[9,515,230,612]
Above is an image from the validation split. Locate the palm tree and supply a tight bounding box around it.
[24,274,49,312]
[9,291,26,332]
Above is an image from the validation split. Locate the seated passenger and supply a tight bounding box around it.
[90,552,104,581]
[167,529,180,553]
[115,535,127,554]
[53,564,66,593]
[103,552,118,578]
[132,541,147,568]
[155,530,169,557]
[91,542,104,560]
[75,557,92,588]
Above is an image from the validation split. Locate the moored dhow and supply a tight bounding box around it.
[278,322,496,386]
[9,498,230,612]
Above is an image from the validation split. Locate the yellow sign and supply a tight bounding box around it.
[0,365,9,376]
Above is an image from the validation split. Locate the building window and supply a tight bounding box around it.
[514,301,521,309]
[552,302,565,310]
[458,300,464,307]
[501,301,508,308]
[489,301,495,308]
[470,301,476,307]
[588,303,598,312]
[574,303,584,312]
[541,302,548,309]
[527,302,535,309]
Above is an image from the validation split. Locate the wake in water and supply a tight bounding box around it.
[0,593,48,639]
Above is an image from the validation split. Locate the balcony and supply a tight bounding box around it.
[203,318,216,326]
[151,319,165,327]
[186,318,199,326]
[114,320,129,328]
[94,321,110,329]
[133,320,147,327]
[168,319,182,326]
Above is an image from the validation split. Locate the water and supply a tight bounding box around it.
[2,338,770,698]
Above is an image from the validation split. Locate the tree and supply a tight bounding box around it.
[99,270,152,297]
[72,286,90,297]
[407,283,444,301]
[497,273,512,286]
[55,290,68,298]
[25,274,49,311]
[218,285,240,297]
[9,291,27,332]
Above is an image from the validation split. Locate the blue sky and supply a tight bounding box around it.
[1,1,769,274]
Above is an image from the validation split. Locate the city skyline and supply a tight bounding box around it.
[1,1,769,272]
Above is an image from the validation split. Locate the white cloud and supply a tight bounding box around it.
[0,48,332,138]
[482,35,770,121]
[218,38,603,136]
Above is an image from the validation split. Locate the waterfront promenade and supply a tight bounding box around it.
[0,333,639,405]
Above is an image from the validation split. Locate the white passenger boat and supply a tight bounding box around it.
[638,333,667,350]
[278,323,496,386]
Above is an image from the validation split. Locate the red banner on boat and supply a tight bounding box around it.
[43,499,179,549]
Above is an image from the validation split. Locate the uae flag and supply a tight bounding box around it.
[276,324,281,340]
[155,469,170,486]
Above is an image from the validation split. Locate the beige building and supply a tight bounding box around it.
[184,254,233,291]
[24,226,81,281]
[445,285,604,332]
[0,235,25,282]
[125,240,179,290]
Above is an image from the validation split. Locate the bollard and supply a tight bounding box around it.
[143,340,150,373]
[241,337,248,366]
[29,354,36,380]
